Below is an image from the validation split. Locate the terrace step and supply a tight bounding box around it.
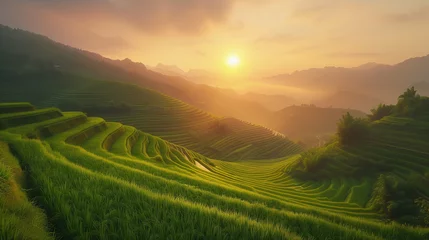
[0,108,62,130]
[0,102,35,114]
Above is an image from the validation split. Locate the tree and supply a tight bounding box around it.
[368,104,395,121]
[396,86,421,116]
[337,112,369,145]
[415,198,429,226]
[209,120,230,135]
[399,86,418,100]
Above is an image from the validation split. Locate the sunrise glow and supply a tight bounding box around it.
[226,55,240,68]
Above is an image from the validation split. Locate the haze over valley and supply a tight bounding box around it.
[1,1,429,239]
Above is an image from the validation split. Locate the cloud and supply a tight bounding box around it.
[195,50,207,57]
[326,52,383,58]
[291,0,341,21]
[384,6,429,23]
[0,0,133,53]
[284,44,323,55]
[228,21,245,32]
[255,34,298,44]
[5,0,239,34]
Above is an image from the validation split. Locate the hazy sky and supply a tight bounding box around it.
[1,0,429,76]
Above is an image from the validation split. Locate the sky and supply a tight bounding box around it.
[1,0,429,77]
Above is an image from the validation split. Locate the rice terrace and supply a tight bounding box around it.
[1,2,429,239]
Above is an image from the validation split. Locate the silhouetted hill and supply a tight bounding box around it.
[149,64,219,85]
[313,90,384,112]
[268,55,429,104]
[269,105,366,146]
[0,24,270,125]
[148,63,186,76]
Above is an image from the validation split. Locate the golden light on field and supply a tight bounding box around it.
[226,54,240,68]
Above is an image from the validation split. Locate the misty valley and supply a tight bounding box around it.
[1,2,429,239]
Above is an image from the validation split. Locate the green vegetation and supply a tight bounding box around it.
[289,88,429,226]
[337,112,370,145]
[396,86,422,117]
[368,104,395,121]
[0,103,428,239]
[1,24,429,239]
[0,73,301,161]
[0,141,53,240]
[270,105,366,146]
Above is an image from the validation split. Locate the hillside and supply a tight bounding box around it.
[268,56,429,108]
[0,25,372,148]
[288,89,429,226]
[1,102,428,239]
[0,24,271,125]
[269,105,366,146]
[314,90,385,112]
[0,73,300,160]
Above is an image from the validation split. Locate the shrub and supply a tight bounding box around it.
[209,120,231,135]
[293,143,341,173]
[369,174,423,224]
[337,112,369,145]
[368,104,395,121]
[415,198,429,226]
[396,86,421,117]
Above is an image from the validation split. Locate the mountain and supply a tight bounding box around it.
[269,105,366,146]
[0,25,300,160]
[2,24,429,239]
[0,24,274,126]
[313,90,384,112]
[148,63,186,76]
[268,55,429,104]
[148,64,218,85]
[0,25,377,147]
[355,62,388,70]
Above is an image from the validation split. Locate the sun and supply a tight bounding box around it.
[226,54,240,68]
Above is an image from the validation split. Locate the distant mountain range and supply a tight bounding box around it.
[2,24,428,145]
[312,91,384,113]
[268,57,429,111]
[147,63,218,85]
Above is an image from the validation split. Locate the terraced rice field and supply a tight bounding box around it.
[0,79,301,160]
[296,115,429,198]
[1,103,428,239]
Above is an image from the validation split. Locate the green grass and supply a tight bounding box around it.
[0,76,302,160]
[0,102,34,114]
[0,104,428,239]
[0,141,53,240]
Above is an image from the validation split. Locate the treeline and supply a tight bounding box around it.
[370,174,429,226]
[288,87,429,226]
[339,86,429,146]
[57,100,132,115]
[369,86,429,121]
[293,87,429,174]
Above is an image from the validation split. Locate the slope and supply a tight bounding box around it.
[0,71,300,160]
[0,24,272,126]
[287,91,429,226]
[1,103,428,239]
[269,105,366,146]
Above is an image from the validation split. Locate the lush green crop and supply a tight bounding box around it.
[0,74,302,160]
[1,103,428,239]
